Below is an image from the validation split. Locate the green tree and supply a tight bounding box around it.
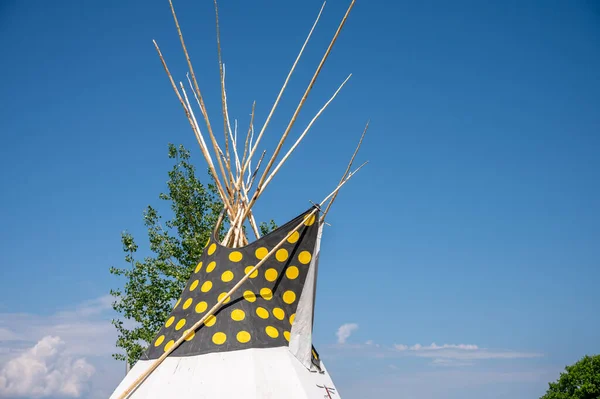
[541,354,600,399]
[109,143,275,367]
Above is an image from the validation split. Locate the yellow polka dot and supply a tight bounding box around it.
[237,331,251,343]
[229,251,243,262]
[218,292,231,304]
[276,248,289,262]
[195,262,203,273]
[205,238,210,248]
[272,308,285,320]
[183,329,195,341]
[175,318,186,331]
[304,214,316,226]
[208,243,217,255]
[283,290,296,304]
[289,313,296,325]
[265,326,279,338]
[284,331,291,341]
[231,309,245,321]
[260,288,273,300]
[212,332,227,345]
[286,266,299,279]
[243,291,256,302]
[183,298,193,310]
[221,270,234,282]
[165,316,175,328]
[201,281,213,292]
[255,247,268,259]
[205,315,217,327]
[206,261,217,273]
[256,307,269,319]
[154,335,165,347]
[287,231,299,244]
[195,301,207,313]
[173,298,181,309]
[244,266,258,278]
[265,268,278,282]
[190,280,199,291]
[298,251,312,265]
[164,340,175,352]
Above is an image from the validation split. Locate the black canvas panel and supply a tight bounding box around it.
[143,207,320,360]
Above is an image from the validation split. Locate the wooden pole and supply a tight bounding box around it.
[152,41,235,220]
[252,0,356,191]
[322,121,369,221]
[233,1,326,193]
[168,0,232,196]
[220,63,237,192]
[213,0,233,187]
[232,0,356,234]
[262,74,352,190]
[240,102,255,182]
[115,163,367,399]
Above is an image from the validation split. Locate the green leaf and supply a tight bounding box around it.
[109,144,277,367]
[540,354,600,399]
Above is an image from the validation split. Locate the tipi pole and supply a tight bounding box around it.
[262,73,353,189]
[115,163,366,399]
[152,41,235,220]
[240,102,255,183]
[213,0,233,186]
[168,0,233,196]
[322,121,369,220]
[233,0,357,232]
[234,2,327,192]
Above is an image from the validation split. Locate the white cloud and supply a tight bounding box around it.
[0,295,123,358]
[392,342,541,363]
[0,336,95,398]
[430,358,474,367]
[324,340,542,368]
[0,295,128,398]
[364,340,381,349]
[423,349,541,361]
[394,343,479,352]
[55,295,114,319]
[339,368,556,399]
[336,323,359,344]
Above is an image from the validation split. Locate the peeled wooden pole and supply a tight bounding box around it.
[228,116,241,181]
[240,102,255,180]
[322,121,369,221]
[262,73,352,189]
[233,0,356,233]
[179,82,219,178]
[220,64,237,191]
[115,164,366,399]
[226,117,261,242]
[233,1,327,193]
[168,0,232,195]
[247,150,266,191]
[236,184,261,241]
[253,0,356,191]
[213,0,233,184]
[152,41,235,220]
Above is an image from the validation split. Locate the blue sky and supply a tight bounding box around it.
[0,0,599,398]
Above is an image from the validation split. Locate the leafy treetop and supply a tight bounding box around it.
[541,354,600,399]
[109,144,276,366]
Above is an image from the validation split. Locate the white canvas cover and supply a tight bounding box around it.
[110,210,341,398]
[110,347,340,398]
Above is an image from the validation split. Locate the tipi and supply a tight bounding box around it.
[110,1,365,398]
